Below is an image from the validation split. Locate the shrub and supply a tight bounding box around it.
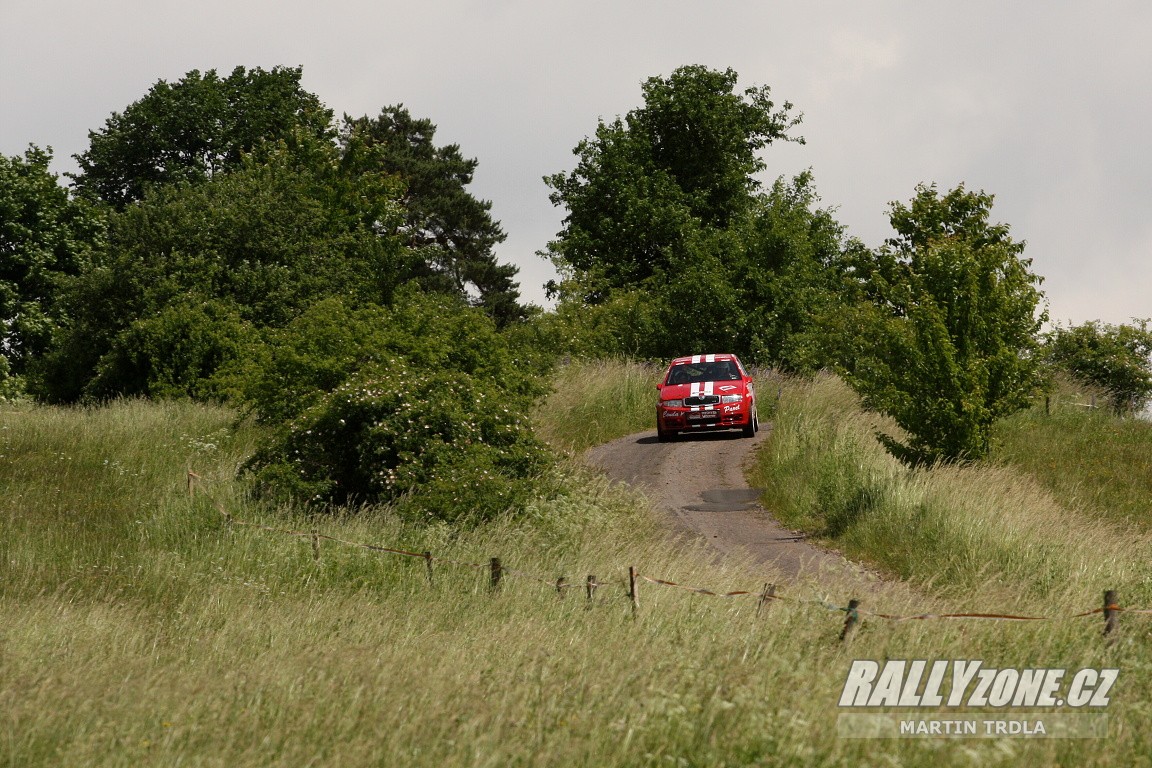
[0,355,25,401]
[1044,319,1152,413]
[86,297,251,400]
[228,291,546,424]
[247,361,552,522]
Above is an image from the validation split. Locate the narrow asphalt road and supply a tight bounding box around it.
[584,424,876,585]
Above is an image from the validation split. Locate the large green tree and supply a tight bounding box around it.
[544,65,803,303]
[34,138,411,402]
[731,172,851,369]
[538,65,856,367]
[0,146,104,383]
[340,107,524,325]
[71,66,333,207]
[40,67,531,401]
[840,184,1047,462]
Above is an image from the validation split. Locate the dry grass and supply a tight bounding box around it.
[3,375,1151,766]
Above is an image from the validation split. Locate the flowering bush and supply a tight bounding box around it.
[248,360,552,521]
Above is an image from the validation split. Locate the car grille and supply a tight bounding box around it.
[684,395,720,407]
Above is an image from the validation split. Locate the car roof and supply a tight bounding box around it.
[667,353,740,366]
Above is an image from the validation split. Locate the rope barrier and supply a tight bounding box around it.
[639,574,757,598]
[866,611,1048,622]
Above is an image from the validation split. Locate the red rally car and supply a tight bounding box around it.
[655,353,759,442]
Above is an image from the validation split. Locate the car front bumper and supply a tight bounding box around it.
[657,402,752,432]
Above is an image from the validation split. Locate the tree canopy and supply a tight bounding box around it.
[539,65,848,368]
[36,135,412,402]
[632,65,804,228]
[340,106,523,324]
[544,65,803,303]
[0,146,104,384]
[26,68,528,402]
[71,66,334,207]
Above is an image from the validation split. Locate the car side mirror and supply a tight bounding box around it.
[655,383,663,390]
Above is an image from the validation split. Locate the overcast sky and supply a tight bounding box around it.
[2,1,1149,326]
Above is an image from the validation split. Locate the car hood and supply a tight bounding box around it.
[659,381,746,401]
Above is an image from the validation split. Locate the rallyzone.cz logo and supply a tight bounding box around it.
[836,660,1118,739]
[839,660,1117,708]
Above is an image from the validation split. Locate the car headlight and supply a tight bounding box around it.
[661,399,684,408]
[720,394,744,403]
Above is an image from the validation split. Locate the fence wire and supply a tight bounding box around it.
[187,472,1152,630]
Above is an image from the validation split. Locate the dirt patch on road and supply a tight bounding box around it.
[584,424,887,590]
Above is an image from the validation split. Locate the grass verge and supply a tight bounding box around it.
[991,383,1152,531]
[749,373,1152,603]
[532,358,663,453]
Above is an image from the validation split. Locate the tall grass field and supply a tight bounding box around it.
[2,364,1150,766]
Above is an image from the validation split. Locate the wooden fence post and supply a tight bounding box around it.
[489,557,503,591]
[311,530,321,562]
[840,599,861,642]
[628,567,639,617]
[586,575,597,608]
[1104,590,1119,639]
[423,551,434,585]
[757,583,777,617]
[556,576,567,598]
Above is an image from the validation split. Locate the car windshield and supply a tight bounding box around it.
[666,361,741,385]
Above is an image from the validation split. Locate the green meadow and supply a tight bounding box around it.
[2,363,1150,766]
